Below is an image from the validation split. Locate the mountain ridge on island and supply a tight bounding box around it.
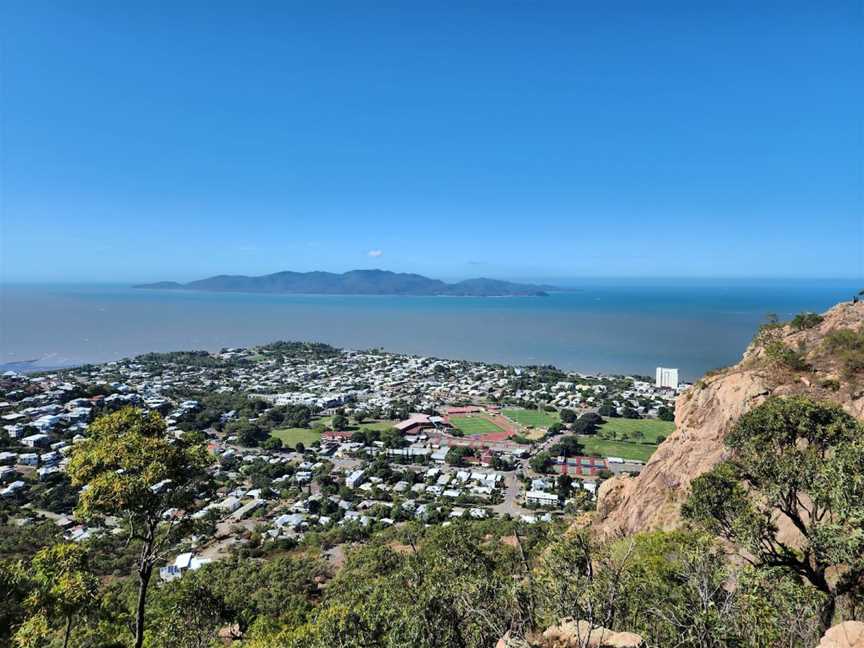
[134,269,556,297]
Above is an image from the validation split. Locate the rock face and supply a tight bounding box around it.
[816,621,864,648]
[594,300,864,537]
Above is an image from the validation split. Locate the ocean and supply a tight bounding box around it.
[0,279,859,380]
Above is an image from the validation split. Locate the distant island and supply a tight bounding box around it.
[135,269,556,297]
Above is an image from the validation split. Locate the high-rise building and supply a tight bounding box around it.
[655,367,679,390]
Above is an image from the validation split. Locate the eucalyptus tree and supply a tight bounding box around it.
[683,396,864,632]
[13,543,99,648]
[68,407,211,648]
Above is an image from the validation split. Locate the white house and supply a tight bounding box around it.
[346,469,366,489]
[524,490,559,507]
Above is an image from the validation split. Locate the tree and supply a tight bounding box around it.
[683,396,864,633]
[572,413,602,435]
[529,451,554,474]
[67,407,211,648]
[331,413,348,431]
[598,402,617,417]
[559,409,576,424]
[445,446,475,466]
[546,422,564,436]
[13,543,99,648]
[261,436,283,451]
[294,441,305,454]
[657,406,675,422]
[549,435,583,458]
[557,474,573,501]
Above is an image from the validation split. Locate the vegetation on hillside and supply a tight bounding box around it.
[2,394,862,646]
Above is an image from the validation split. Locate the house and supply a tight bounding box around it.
[274,513,305,530]
[217,496,242,514]
[346,469,366,489]
[430,447,449,464]
[524,490,559,507]
[22,433,51,449]
[1,480,27,497]
[159,552,213,582]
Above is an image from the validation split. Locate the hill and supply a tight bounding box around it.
[135,269,554,297]
[594,299,864,537]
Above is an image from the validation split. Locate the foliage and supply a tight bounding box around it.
[823,327,864,379]
[534,529,823,647]
[258,340,342,359]
[147,555,329,644]
[13,543,100,648]
[259,524,526,647]
[764,339,809,371]
[529,451,554,474]
[790,312,824,331]
[571,412,603,434]
[548,435,583,458]
[445,446,475,466]
[67,407,211,648]
[683,396,864,632]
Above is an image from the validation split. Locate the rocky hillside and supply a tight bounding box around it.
[594,300,864,537]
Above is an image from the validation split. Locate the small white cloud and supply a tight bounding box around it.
[368,250,383,258]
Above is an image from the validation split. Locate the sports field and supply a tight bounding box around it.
[449,415,505,436]
[577,436,657,462]
[597,418,674,443]
[502,408,560,428]
[270,427,322,448]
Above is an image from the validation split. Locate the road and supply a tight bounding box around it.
[492,470,529,517]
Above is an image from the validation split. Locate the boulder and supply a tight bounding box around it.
[817,621,864,648]
[538,619,643,648]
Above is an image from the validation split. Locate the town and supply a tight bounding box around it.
[0,341,680,578]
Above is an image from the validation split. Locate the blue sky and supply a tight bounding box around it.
[1,1,861,282]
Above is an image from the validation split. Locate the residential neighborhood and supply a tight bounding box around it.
[0,341,679,576]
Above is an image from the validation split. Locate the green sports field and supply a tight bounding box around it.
[597,418,674,443]
[270,427,322,448]
[577,436,657,462]
[502,408,560,428]
[449,415,504,436]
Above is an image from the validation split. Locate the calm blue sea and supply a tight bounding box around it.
[0,279,859,380]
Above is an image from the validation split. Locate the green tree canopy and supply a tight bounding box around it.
[13,543,99,648]
[683,396,864,632]
[67,407,211,648]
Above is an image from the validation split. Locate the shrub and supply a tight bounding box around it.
[790,311,823,331]
[819,378,840,392]
[823,327,864,379]
[764,339,809,371]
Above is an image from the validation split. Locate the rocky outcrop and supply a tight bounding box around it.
[816,621,864,648]
[540,619,643,648]
[496,620,645,648]
[594,300,864,537]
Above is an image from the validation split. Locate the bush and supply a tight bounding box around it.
[790,312,823,331]
[764,339,809,371]
[823,327,864,379]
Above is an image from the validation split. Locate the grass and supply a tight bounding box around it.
[502,408,560,428]
[450,415,505,436]
[597,418,674,443]
[270,427,322,448]
[359,420,398,432]
[574,417,674,462]
[577,436,657,462]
